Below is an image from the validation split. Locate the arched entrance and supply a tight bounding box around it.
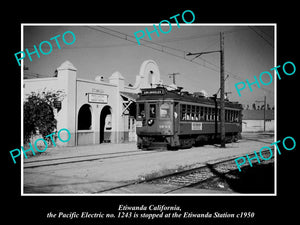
[77,104,94,145]
[78,104,92,130]
[100,105,112,143]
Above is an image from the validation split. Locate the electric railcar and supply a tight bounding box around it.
[136,86,243,150]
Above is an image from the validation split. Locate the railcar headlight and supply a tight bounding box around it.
[147,119,154,126]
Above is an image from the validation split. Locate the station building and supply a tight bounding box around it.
[23,59,161,146]
[242,109,274,132]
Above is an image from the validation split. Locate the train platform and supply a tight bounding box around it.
[23,132,274,194]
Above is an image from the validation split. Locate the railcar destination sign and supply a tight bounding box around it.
[141,89,165,95]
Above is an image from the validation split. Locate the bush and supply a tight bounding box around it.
[23,90,65,144]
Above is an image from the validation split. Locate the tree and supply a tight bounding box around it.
[23,89,65,144]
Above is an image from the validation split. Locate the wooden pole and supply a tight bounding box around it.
[220,32,226,148]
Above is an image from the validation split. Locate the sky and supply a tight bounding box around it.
[23,24,275,108]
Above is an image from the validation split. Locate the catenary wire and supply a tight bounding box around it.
[248,26,274,48]
[87,26,273,94]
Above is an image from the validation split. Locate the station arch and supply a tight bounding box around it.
[100,105,112,143]
[78,104,92,130]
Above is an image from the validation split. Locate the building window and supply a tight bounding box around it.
[78,104,92,130]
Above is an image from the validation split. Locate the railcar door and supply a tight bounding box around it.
[173,102,180,147]
[173,102,179,134]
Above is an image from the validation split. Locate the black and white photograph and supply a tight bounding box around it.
[5,5,298,225]
[21,24,276,195]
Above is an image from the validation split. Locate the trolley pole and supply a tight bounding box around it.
[220,32,226,147]
[168,72,180,85]
[264,95,266,132]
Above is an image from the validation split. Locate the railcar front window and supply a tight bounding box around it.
[160,103,170,118]
[149,104,156,118]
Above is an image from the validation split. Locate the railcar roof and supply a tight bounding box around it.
[137,87,243,109]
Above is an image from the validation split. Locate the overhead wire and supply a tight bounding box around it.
[86,26,273,94]
[24,26,273,93]
[248,26,274,47]
[86,26,224,75]
[255,27,274,40]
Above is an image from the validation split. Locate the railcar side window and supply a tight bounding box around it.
[234,111,238,122]
[195,106,200,120]
[138,103,145,118]
[200,107,204,121]
[225,109,228,122]
[191,105,195,120]
[181,104,185,120]
[209,107,212,121]
[206,107,209,121]
[227,110,230,122]
[226,110,230,122]
[149,104,156,118]
[187,105,191,120]
[160,103,170,118]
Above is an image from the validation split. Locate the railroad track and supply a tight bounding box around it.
[240,137,274,145]
[24,136,273,169]
[23,150,162,169]
[94,149,274,194]
[156,156,274,194]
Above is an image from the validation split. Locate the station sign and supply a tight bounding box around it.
[88,93,108,104]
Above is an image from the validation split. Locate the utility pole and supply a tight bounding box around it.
[168,72,180,84]
[255,96,266,132]
[263,95,266,132]
[186,32,226,147]
[220,32,225,147]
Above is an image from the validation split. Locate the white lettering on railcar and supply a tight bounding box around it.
[159,124,171,129]
[191,122,202,130]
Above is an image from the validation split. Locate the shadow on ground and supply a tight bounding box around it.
[201,162,275,193]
